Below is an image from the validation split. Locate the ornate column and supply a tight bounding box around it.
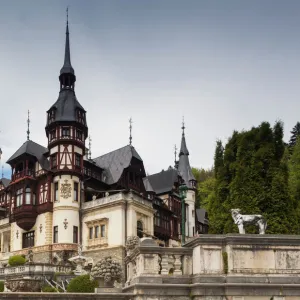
[160,254,169,275]
[173,255,182,275]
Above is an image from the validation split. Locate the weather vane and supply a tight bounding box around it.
[181,116,185,135]
[129,118,133,146]
[27,110,30,141]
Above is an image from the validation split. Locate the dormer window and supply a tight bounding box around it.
[62,127,70,138]
[49,110,55,124]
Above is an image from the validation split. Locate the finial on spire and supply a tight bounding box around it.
[129,118,133,146]
[66,6,69,26]
[174,144,177,166]
[88,135,92,160]
[181,116,185,136]
[27,110,30,141]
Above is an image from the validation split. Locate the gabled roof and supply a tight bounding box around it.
[93,145,143,185]
[6,140,49,170]
[145,167,179,195]
[0,178,11,188]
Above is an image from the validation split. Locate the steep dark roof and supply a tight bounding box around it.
[6,140,49,170]
[48,89,85,122]
[60,20,74,76]
[0,178,11,187]
[93,145,143,185]
[196,208,209,225]
[146,168,179,195]
[177,131,195,188]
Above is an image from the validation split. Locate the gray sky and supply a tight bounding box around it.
[1,0,300,178]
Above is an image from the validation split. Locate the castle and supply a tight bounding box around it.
[0,19,208,266]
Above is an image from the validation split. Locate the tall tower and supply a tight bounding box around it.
[45,15,88,246]
[177,121,197,238]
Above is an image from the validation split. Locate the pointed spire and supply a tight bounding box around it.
[179,117,189,156]
[27,110,30,141]
[88,135,92,160]
[177,119,196,188]
[60,6,75,76]
[129,118,133,146]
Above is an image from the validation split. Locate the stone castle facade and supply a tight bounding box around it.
[0,19,208,267]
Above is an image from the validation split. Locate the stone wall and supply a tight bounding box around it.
[0,293,131,299]
[124,235,300,299]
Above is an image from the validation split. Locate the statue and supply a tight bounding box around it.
[91,256,122,288]
[26,249,33,264]
[230,209,267,234]
[125,236,140,256]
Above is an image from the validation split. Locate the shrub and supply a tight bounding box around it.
[67,275,98,293]
[8,255,26,266]
[42,285,57,293]
[0,281,4,292]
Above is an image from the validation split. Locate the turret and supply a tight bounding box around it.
[177,121,197,238]
[45,13,87,246]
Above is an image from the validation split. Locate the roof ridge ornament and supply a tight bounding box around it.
[129,117,133,146]
[27,110,30,141]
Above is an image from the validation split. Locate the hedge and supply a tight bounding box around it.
[8,255,26,266]
[67,275,98,293]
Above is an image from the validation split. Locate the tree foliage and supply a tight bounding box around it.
[67,275,98,293]
[289,122,300,149]
[193,120,300,234]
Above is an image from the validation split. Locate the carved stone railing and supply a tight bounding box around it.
[0,263,72,279]
[124,238,192,286]
[82,191,152,210]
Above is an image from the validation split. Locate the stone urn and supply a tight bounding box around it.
[91,256,122,288]
[5,276,42,292]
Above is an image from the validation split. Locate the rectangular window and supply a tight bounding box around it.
[50,130,56,141]
[16,189,23,207]
[89,227,93,239]
[192,210,195,218]
[62,127,70,138]
[53,226,58,243]
[73,226,78,243]
[95,225,99,238]
[101,225,105,238]
[22,231,35,249]
[51,154,57,169]
[54,182,59,201]
[73,182,78,201]
[75,154,81,167]
[76,130,83,141]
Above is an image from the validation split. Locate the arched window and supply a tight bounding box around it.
[137,220,143,238]
[25,187,31,205]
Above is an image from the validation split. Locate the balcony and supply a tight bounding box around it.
[13,204,37,231]
[12,169,35,182]
[87,237,108,249]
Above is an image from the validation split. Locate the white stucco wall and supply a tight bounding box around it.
[52,209,79,243]
[83,206,124,248]
[186,190,195,237]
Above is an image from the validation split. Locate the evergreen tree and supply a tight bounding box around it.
[289,122,300,149]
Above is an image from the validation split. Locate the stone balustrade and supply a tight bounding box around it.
[0,263,72,280]
[125,238,193,286]
[82,191,152,210]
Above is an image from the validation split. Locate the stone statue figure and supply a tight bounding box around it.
[230,209,267,234]
[78,244,83,256]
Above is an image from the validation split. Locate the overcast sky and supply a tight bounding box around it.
[1,0,300,178]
